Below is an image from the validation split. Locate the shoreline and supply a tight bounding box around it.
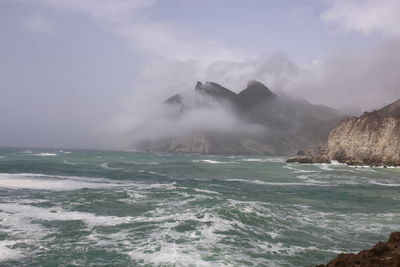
[286,155,400,168]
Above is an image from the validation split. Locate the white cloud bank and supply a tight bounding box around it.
[13,0,250,64]
[322,0,400,37]
[286,40,400,111]
[8,0,400,149]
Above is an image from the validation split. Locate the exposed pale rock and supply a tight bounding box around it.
[315,99,400,166]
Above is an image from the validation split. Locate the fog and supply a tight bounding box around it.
[285,40,400,111]
[129,92,266,146]
[1,0,400,150]
[105,41,400,150]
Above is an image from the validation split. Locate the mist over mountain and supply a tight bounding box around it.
[130,81,341,155]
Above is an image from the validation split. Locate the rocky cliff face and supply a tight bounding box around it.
[314,99,400,166]
[317,232,400,267]
[131,81,340,155]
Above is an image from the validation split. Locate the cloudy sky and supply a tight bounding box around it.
[1,0,400,149]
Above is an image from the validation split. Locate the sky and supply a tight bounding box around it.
[1,0,400,149]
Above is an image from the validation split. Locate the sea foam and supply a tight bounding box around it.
[33,153,57,156]
[0,173,125,191]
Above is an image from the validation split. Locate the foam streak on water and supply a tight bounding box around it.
[0,148,399,266]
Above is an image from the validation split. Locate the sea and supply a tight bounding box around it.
[0,147,399,267]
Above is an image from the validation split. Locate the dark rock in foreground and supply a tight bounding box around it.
[286,155,314,163]
[317,232,400,267]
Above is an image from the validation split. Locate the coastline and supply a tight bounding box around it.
[286,156,400,168]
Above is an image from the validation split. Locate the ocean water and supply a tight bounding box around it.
[0,148,399,266]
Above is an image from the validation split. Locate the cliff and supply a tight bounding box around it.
[317,99,400,166]
[317,232,400,267]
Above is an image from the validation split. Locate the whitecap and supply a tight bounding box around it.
[330,160,346,166]
[134,182,177,190]
[100,163,122,170]
[122,209,242,266]
[123,161,159,165]
[0,240,24,262]
[128,244,215,267]
[368,181,400,187]
[241,157,286,163]
[242,158,266,162]
[33,153,57,157]
[63,160,77,165]
[0,203,136,228]
[317,164,334,171]
[192,159,233,164]
[192,188,222,195]
[138,170,168,177]
[0,173,126,191]
[282,165,315,173]
[224,178,330,187]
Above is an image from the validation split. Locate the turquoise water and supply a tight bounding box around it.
[0,147,399,266]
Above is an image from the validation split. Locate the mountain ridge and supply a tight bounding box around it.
[167,80,277,110]
[132,80,341,155]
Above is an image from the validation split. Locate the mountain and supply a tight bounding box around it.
[289,98,400,165]
[194,81,240,104]
[166,80,277,108]
[131,81,341,155]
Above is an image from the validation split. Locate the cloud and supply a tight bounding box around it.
[13,0,155,18]
[97,38,400,147]
[284,39,400,111]
[322,0,400,37]
[11,0,255,149]
[127,91,266,150]
[8,0,400,150]
[13,0,251,65]
[99,54,297,137]
[23,14,52,34]
[114,21,252,65]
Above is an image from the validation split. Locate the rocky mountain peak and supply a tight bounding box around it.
[194,81,238,103]
[237,80,276,108]
[195,81,203,89]
[165,94,183,105]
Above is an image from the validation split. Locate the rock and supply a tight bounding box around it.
[317,232,400,267]
[314,98,400,166]
[286,155,314,163]
[236,80,277,109]
[344,159,365,166]
[165,94,183,105]
[195,81,239,104]
[296,150,307,156]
